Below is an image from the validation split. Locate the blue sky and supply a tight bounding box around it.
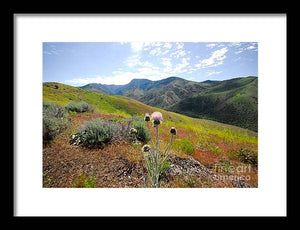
[43,42,258,86]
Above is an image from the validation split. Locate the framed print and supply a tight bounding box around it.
[14,13,287,217]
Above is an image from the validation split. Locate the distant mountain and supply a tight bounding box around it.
[201,80,220,84]
[80,83,122,95]
[80,76,258,131]
[136,77,207,108]
[81,77,207,106]
[169,76,258,131]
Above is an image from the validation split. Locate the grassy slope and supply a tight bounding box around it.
[44,82,257,144]
[43,82,258,187]
[168,77,258,132]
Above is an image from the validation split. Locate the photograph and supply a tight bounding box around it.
[42,42,258,188]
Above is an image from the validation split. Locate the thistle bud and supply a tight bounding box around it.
[142,144,151,152]
[144,113,150,122]
[153,120,161,127]
[130,128,137,134]
[170,127,176,135]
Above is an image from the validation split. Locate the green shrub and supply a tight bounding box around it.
[74,173,96,188]
[124,116,144,124]
[159,160,171,174]
[43,116,68,144]
[43,100,51,108]
[207,145,222,153]
[235,148,258,166]
[65,101,94,113]
[109,118,120,123]
[76,118,117,148]
[43,116,60,143]
[219,159,233,174]
[65,101,81,112]
[173,138,195,155]
[43,101,68,145]
[133,121,150,143]
[43,101,65,118]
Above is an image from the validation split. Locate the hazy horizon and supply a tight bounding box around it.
[43,42,258,86]
[43,75,258,87]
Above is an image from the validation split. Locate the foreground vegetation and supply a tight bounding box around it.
[43,82,258,188]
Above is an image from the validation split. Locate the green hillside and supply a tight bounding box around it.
[168,77,258,131]
[43,82,257,144]
[43,82,192,123]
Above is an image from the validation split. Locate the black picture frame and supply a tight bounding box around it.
[9,9,291,222]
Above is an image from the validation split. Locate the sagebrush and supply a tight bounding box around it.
[65,101,94,113]
[43,101,68,145]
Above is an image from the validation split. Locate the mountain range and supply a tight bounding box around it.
[80,76,258,131]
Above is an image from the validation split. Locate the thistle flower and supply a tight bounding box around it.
[130,128,137,134]
[170,127,176,135]
[144,113,150,122]
[151,112,163,126]
[142,144,151,152]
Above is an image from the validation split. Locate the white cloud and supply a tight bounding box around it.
[153,42,163,47]
[141,61,154,68]
[195,47,228,69]
[66,52,180,86]
[170,49,186,58]
[130,42,144,52]
[172,57,190,74]
[161,57,172,67]
[178,50,186,57]
[246,45,256,50]
[246,45,258,51]
[65,51,194,86]
[230,42,242,47]
[163,43,172,49]
[176,42,184,50]
[161,57,172,73]
[43,45,62,56]
[206,43,217,48]
[126,55,161,69]
[66,55,191,87]
[206,43,227,48]
[150,47,161,56]
[126,54,141,67]
[161,49,170,55]
[143,42,163,51]
[234,43,257,54]
[206,71,222,77]
[65,69,166,86]
[142,42,174,57]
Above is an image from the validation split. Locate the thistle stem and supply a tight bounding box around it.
[159,135,174,169]
[155,125,160,187]
[163,134,174,158]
